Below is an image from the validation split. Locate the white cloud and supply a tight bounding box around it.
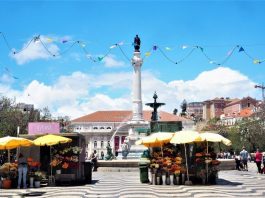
[10,35,60,64]
[103,54,125,68]
[1,66,260,119]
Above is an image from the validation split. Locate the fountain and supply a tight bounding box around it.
[146,92,165,122]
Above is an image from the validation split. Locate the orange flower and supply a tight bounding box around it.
[62,162,69,169]
[195,153,202,157]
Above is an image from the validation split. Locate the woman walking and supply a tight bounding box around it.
[17,153,28,189]
[255,148,263,174]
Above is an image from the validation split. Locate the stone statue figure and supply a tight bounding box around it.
[105,143,114,160]
[121,137,130,159]
[134,35,141,52]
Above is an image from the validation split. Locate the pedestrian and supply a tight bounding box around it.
[89,150,98,171]
[240,146,248,171]
[255,148,263,174]
[101,151,104,160]
[235,153,242,171]
[17,153,28,189]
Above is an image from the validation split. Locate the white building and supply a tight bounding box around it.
[69,110,186,159]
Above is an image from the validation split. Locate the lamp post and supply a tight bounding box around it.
[254,83,265,101]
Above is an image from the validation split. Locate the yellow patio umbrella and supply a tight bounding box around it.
[33,134,72,177]
[170,130,202,185]
[198,132,232,147]
[0,136,33,162]
[135,132,174,157]
[0,136,33,150]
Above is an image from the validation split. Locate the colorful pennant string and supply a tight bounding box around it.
[1,32,265,65]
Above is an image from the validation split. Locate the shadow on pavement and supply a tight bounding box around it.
[20,191,46,197]
[217,178,243,186]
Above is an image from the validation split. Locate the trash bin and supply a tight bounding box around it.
[139,161,149,183]
[83,161,92,184]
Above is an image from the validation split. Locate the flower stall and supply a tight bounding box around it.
[19,133,86,185]
[137,131,226,185]
[149,144,186,185]
[51,146,82,174]
[148,142,221,185]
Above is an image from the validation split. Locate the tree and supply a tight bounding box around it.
[235,103,265,152]
[180,99,187,116]
[40,107,52,121]
[0,97,42,137]
[173,108,178,115]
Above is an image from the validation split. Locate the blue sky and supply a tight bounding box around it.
[0,0,265,119]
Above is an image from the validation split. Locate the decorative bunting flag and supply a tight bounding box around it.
[165,47,171,51]
[145,52,151,57]
[118,41,124,46]
[182,45,188,49]
[47,38,53,43]
[80,43,86,48]
[62,39,68,43]
[153,45,157,50]
[197,46,204,51]
[110,44,117,49]
[98,57,104,61]
[227,50,232,56]
[33,35,40,43]
[209,60,215,64]
[253,59,261,64]
[238,47,245,52]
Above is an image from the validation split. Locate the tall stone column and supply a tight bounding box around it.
[131,51,144,121]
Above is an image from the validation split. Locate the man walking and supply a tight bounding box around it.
[240,146,249,171]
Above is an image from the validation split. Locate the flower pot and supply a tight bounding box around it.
[202,178,206,185]
[156,176,160,185]
[34,181,41,188]
[175,176,180,185]
[149,171,152,184]
[56,169,61,174]
[2,179,12,189]
[30,177,34,188]
[166,175,170,185]
[181,173,185,184]
[170,175,174,185]
[152,174,156,185]
[162,175,166,185]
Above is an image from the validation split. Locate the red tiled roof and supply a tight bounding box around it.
[238,108,253,118]
[72,110,187,122]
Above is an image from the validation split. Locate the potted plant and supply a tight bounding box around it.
[0,162,17,189]
[34,171,46,188]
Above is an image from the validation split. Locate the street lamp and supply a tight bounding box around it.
[254,83,265,101]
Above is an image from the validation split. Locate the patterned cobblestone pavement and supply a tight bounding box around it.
[1,162,264,198]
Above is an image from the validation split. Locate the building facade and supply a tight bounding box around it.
[69,110,186,159]
[187,102,203,120]
[202,97,236,121]
[220,96,258,125]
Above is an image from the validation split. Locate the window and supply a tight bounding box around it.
[93,127,98,130]
[101,141,104,148]
[106,127,111,129]
[94,141,97,148]
[100,127,104,129]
